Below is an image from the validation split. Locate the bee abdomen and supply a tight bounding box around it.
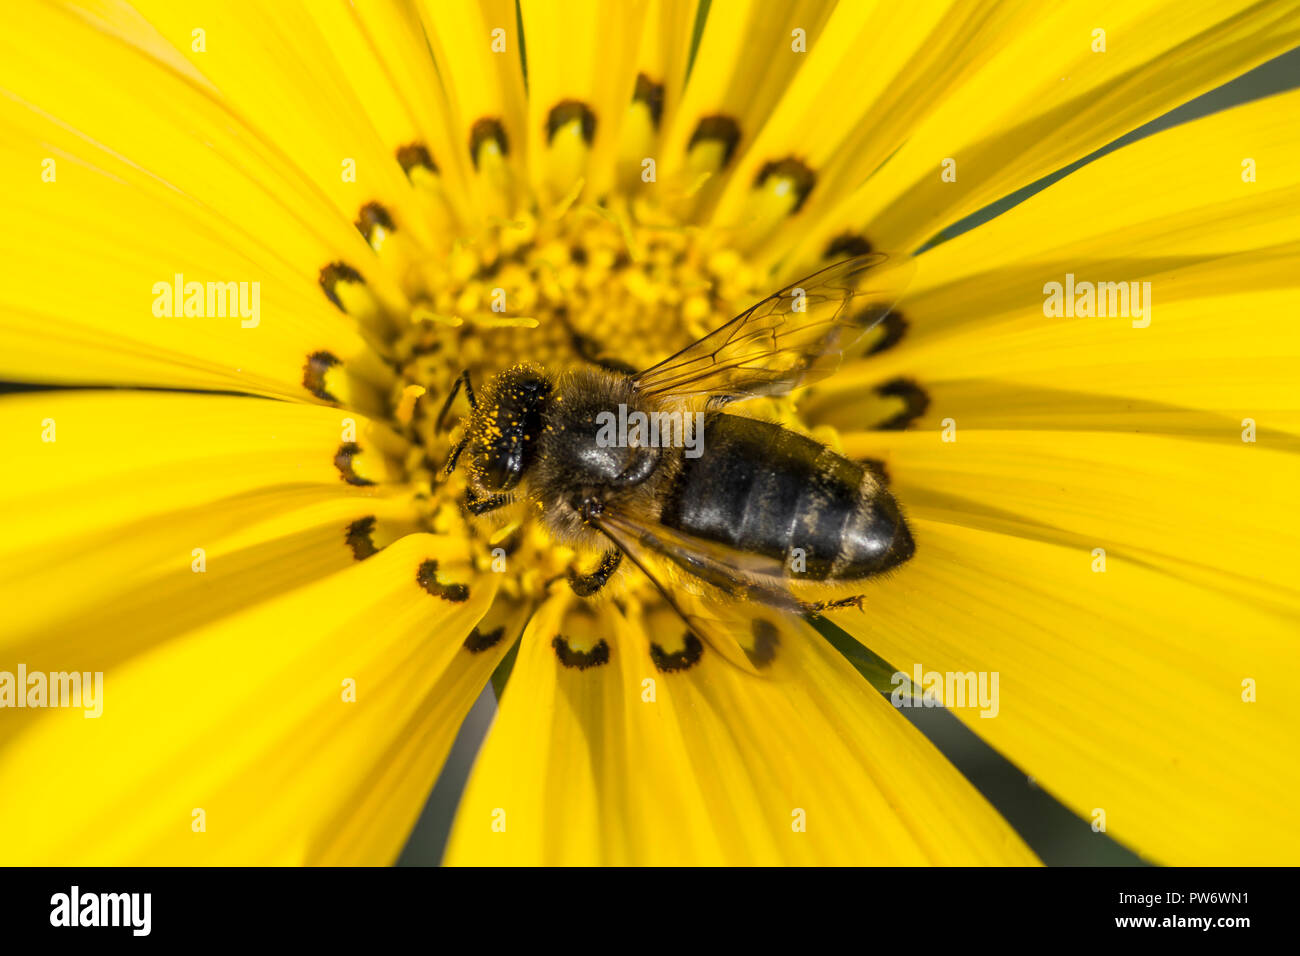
[659,414,912,581]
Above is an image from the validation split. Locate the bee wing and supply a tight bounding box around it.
[631,253,914,403]
[592,506,806,677]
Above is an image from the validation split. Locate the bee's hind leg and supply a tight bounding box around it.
[567,549,623,597]
[801,594,866,614]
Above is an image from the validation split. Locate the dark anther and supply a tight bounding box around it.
[318,262,364,311]
[469,118,510,169]
[865,311,908,356]
[754,157,817,213]
[396,143,438,177]
[547,100,597,145]
[303,350,342,402]
[688,115,742,168]
[824,233,873,259]
[464,626,506,653]
[416,559,470,603]
[650,632,704,673]
[334,442,376,487]
[633,73,665,128]
[552,635,611,670]
[355,202,395,242]
[874,378,931,430]
[345,516,379,561]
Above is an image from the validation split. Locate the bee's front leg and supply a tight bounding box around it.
[464,490,513,516]
[567,549,623,597]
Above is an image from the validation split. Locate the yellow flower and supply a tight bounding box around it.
[1,0,1297,865]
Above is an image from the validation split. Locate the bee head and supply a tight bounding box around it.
[469,364,553,492]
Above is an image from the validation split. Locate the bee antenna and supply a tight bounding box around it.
[435,369,478,433]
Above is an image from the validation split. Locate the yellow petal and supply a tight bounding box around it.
[0,6,402,403]
[304,0,476,228]
[813,88,1300,439]
[655,0,837,219]
[0,390,406,564]
[0,391,415,655]
[445,594,1038,864]
[815,79,1300,865]
[520,0,649,203]
[615,0,699,190]
[842,428,1300,614]
[710,0,1005,250]
[896,85,1300,336]
[313,596,528,864]
[817,287,1300,445]
[829,512,1300,865]
[414,0,529,219]
[74,0,469,244]
[797,0,1300,257]
[0,533,498,864]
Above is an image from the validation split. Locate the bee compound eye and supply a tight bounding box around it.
[477,433,526,491]
[481,461,508,491]
[485,459,523,492]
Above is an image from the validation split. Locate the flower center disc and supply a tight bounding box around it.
[387,200,768,602]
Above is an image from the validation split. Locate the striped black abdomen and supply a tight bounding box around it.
[658,413,912,581]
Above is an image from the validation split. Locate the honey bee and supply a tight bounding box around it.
[440,253,915,670]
